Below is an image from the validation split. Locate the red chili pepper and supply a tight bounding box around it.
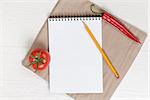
[102,12,141,44]
[90,4,141,44]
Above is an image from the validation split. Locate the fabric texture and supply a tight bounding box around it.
[22,0,147,100]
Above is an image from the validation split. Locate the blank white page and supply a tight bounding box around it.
[48,17,103,93]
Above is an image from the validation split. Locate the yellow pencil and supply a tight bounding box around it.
[82,21,119,79]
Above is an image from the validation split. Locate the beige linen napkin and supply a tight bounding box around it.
[22,0,147,100]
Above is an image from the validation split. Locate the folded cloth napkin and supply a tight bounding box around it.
[22,0,147,100]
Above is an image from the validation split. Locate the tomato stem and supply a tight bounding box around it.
[28,51,46,73]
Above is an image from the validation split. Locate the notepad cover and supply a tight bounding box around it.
[48,17,103,93]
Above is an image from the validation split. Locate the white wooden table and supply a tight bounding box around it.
[0,0,149,100]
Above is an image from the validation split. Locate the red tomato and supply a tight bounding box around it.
[29,48,50,71]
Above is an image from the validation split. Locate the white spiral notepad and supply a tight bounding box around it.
[48,17,103,93]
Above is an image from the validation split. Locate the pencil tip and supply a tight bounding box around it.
[116,76,120,79]
[82,21,87,27]
[82,21,85,24]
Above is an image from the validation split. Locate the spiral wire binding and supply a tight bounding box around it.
[49,15,101,21]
